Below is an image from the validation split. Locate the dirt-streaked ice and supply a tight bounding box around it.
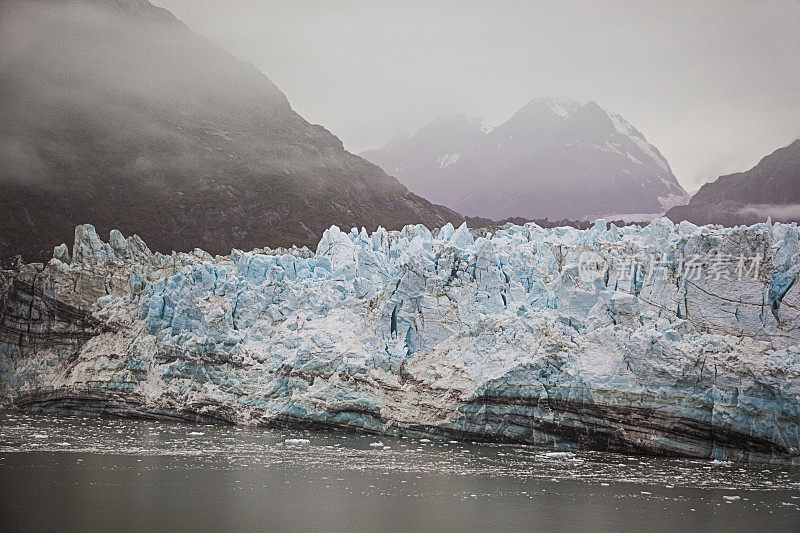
[1,218,798,462]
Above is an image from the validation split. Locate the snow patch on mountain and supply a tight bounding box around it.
[436,152,461,168]
[595,141,643,165]
[659,192,692,211]
[537,96,580,118]
[609,114,671,174]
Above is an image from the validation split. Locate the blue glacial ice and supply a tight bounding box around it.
[1,218,799,462]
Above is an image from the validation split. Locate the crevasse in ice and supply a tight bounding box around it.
[1,218,799,462]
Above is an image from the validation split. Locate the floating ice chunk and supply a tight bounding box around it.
[188,431,205,436]
[710,459,732,465]
[539,451,576,459]
[284,438,310,445]
[369,441,384,447]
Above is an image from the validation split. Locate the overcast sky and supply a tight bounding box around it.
[155,0,799,192]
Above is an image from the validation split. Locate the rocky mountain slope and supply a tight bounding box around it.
[362,98,689,221]
[667,139,800,226]
[0,0,461,261]
[2,219,798,462]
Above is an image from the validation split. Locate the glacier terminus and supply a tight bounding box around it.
[1,218,799,463]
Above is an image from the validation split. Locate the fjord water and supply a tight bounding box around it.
[1,411,798,532]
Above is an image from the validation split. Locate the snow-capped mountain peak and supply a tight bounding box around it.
[526,96,581,118]
[362,97,689,221]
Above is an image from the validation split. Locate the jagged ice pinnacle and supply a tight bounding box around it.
[1,218,799,462]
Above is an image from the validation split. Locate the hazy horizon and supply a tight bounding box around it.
[153,0,799,193]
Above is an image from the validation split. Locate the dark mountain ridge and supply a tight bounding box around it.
[667,139,800,226]
[0,0,461,261]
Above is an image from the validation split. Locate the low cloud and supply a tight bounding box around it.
[736,204,800,221]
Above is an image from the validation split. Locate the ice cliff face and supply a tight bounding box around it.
[1,219,799,462]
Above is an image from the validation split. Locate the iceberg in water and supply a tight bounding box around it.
[1,218,799,462]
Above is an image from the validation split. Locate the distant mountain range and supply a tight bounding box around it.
[667,139,800,226]
[362,97,689,221]
[0,0,461,260]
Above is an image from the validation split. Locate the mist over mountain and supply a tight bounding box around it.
[667,139,800,226]
[0,0,461,260]
[362,98,689,221]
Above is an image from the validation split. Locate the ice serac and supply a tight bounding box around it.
[1,219,799,462]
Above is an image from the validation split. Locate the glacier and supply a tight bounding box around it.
[1,218,799,463]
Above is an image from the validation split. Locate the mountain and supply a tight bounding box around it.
[667,139,800,226]
[362,97,689,221]
[0,0,461,261]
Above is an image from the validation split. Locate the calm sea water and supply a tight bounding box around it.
[1,410,799,532]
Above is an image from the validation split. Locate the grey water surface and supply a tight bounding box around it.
[1,411,798,532]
